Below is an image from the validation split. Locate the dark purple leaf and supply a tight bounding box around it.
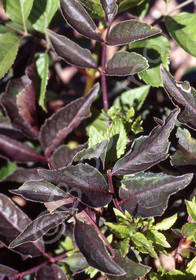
[0,194,44,258]
[171,128,196,167]
[107,20,160,46]
[11,180,68,203]
[119,172,193,217]
[60,0,101,41]
[105,51,149,76]
[40,83,99,157]
[52,143,88,169]
[52,264,68,280]
[112,109,179,176]
[9,211,70,248]
[74,219,125,275]
[38,163,112,208]
[107,252,151,280]
[36,265,57,280]
[0,264,18,279]
[161,65,196,131]
[0,133,47,164]
[72,139,109,169]
[100,0,117,22]
[36,264,68,280]
[1,74,39,139]
[0,168,41,183]
[47,30,98,69]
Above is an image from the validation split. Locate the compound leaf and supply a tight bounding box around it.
[60,0,101,41]
[105,51,148,76]
[107,20,160,46]
[119,172,193,217]
[0,194,44,258]
[112,109,179,176]
[52,143,87,169]
[47,30,98,69]
[0,134,46,164]
[0,264,18,279]
[74,219,125,275]
[11,180,68,203]
[38,163,112,208]
[171,128,196,167]
[40,83,99,157]
[0,32,20,79]
[161,65,196,130]
[9,211,69,248]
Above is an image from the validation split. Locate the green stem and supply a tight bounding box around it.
[2,22,27,36]
[151,0,194,26]
[166,0,194,15]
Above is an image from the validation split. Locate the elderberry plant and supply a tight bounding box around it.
[0,0,196,279]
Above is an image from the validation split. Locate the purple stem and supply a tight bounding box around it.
[8,252,67,280]
[107,170,121,211]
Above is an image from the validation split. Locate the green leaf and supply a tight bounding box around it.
[107,252,151,280]
[161,66,196,131]
[185,196,196,222]
[3,0,34,27]
[9,211,69,248]
[186,256,196,275]
[35,53,49,112]
[107,20,160,46]
[39,163,112,208]
[105,51,149,76]
[114,85,150,112]
[112,109,179,176]
[60,0,101,41]
[118,0,146,12]
[105,222,130,239]
[146,230,170,248]
[130,35,170,87]
[79,0,104,19]
[74,219,125,275]
[72,139,109,169]
[181,223,196,241]
[154,214,177,231]
[29,0,59,33]
[88,126,105,147]
[119,172,193,217]
[116,237,130,257]
[10,180,68,203]
[47,30,97,69]
[171,128,196,167]
[0,32,20,79]
[165,12,196,57]
[131,232,158,258]
[0,161,17,180]
[62,252,89,274]
[40,83,99,157]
